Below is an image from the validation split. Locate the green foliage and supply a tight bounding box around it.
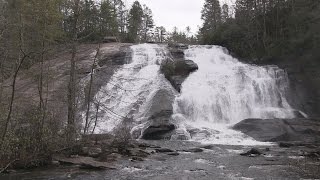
[168,27,198,44]
[127,1,144,42]
[0,105,64,169]
[201,0,221,35]
[200,0,320,61]
[141,5,154,42]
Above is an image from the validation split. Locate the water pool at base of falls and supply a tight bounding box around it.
[84,44,299,146]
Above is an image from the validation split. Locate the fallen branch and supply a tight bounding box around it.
[0,159,17,174]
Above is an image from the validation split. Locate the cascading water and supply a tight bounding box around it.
[87,44,298,145]
[172,45,296,145]
[89,44,170,133]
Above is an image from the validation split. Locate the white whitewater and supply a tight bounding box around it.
[90,44,170,133]
[88,44,297,145]
[172,45,295,145]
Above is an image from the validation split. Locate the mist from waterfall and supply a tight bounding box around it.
[172,45,296,145]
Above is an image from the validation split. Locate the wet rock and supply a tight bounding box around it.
[161,57,198,92]
[240,148,262,157]
[170,49,185,59]
[53,156,115,170]
[98,46,130,66]
[183,148,204,153]
[131,157,144,162]
[200,145,215,150]
[144,89,175,117]
[233,118,320,143]
[142,121,175,140]
[155,148,175,153]
[168,76,185,92]
[168,43,188,50]
[171,129,190,140]
[188,129,212,139]
[279,142,295,148]
[167,152,180,156]
[138,143,152,148]
[141,89,177,140]
[128,149,150,158]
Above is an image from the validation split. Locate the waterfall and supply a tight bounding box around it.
[87,44,297,145]
[89,44,170,133]
[172,45,296,145]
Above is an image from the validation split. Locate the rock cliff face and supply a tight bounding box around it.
[258,58,320,118]
[2,43,132,125]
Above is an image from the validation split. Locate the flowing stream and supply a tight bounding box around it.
[89,44,297,145]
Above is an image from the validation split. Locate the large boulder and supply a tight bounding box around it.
[142,110,175,140]
[168,43,189,50]
[170,49,185,59]
[143,89,175,117]
[141,89,176,140]
[161,60,198,92]
[233,118,320,143]
[160,44,198,92]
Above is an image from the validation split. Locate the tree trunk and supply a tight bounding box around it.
[1,54,28,144]
[67,0,80,143]
[84,44,100,134]
[91,101,100,134]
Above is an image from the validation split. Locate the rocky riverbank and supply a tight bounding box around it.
[1,139,320,180]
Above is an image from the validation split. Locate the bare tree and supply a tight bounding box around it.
[91,100,101,134]
[84,44,101,134]
[1,50,31,144]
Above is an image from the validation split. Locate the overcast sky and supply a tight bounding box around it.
[125,0,235,34]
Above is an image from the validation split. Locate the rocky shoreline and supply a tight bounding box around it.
[1,138,320,179]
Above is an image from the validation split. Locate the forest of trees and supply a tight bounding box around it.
[0,0,198,170]
[200,0,320,61]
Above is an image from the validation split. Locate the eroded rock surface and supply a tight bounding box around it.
[160,45,198,92]
[141,89,176,140]
[233,118,320,143]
